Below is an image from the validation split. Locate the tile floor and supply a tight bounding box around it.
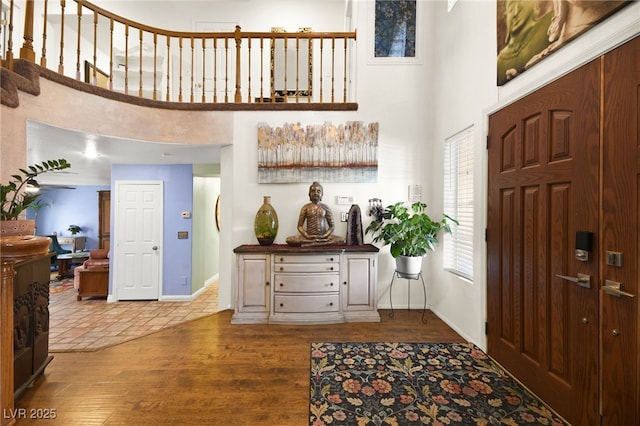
[48,275,219,352]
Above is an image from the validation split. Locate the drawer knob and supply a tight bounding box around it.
[266,281,270,286]
[280,283,284,287]
[280,303,284,307]
[343,281,347,285]
[330,267,334,271]
[280,257,284,262]
[280,267,284,271]
[329,302,334,306]
[330,282,334,286]
[330,257,334,261]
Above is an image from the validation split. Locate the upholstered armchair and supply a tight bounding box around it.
[74,249,109,300]
[47,234,72,267]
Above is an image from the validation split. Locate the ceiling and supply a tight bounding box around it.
[26,120,222,187]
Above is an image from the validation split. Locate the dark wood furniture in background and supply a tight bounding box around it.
[12,254,53,399]
[57,236,86,252]
[74,249,110,301]
[76,266,109,301]
[98,190,110,251]
[56,252,90,280]
[1,262,15,426]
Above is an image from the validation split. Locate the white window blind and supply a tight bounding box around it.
[443,127,474,280]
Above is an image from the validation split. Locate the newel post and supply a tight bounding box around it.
[19,0,36,62]
[234,25,242,102]
[0,261,16,426]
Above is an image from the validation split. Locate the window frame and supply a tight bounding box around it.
[443,126,474,281]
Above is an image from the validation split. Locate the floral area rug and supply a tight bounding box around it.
[310,342,569,425]
[49,277,74,294]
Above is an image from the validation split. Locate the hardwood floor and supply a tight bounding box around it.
[14,309,463,425]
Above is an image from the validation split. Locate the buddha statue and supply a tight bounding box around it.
[286,181,345,246]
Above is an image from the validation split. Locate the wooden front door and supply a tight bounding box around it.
[487,60,601,425]
[600,36,639,425]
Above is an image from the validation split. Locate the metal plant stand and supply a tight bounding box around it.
[388,271,427,323]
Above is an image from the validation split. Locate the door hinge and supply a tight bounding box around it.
[486,135,490,149]
[485,228,488,242]
[485,321,488,335]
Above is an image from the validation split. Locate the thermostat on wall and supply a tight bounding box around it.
[336,195,354,205]
[408,185,422,202]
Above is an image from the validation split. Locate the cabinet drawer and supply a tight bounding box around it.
[275,263,339,273]
[274,294,339,313]
[274,274,339,293]
[274,254,339,264]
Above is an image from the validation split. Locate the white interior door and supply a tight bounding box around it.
[113,181,163,300]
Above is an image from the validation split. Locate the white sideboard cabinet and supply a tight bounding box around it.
[232,244,379,324]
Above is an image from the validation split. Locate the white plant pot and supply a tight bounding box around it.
[395,255,423,279]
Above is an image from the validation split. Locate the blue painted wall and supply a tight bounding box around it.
[111,164,193,296]
[29,185,110,250]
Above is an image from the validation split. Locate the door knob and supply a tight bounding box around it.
[603,280,635,298]
[555,273,591,288]
[152,246,158,251]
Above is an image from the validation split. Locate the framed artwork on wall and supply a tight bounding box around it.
[496,0,631,86]
[368,0,422,65]
[257,121,379,184]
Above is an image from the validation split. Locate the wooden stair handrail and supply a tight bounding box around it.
[4,0,357,106]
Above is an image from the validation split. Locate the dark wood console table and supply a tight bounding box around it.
[1,261,15,426]
[12,254,54,399]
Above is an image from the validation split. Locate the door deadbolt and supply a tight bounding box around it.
[605,251,623,267]
[575,231,593,261]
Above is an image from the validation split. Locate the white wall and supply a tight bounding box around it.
[97,0,639,348]
[192,176,220,292]
[428,0,496,348]
[5,0,638,347]
[428,0,640,349]
[221,0,438,314]
[97,0,348,32]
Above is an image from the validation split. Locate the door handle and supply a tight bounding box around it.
[603,280,635,298]
[555,273,591,289]
[152,246,158,251]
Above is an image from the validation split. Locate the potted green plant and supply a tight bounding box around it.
[67,224,82,235]
[1,159,71,235]
[366,201,458,277]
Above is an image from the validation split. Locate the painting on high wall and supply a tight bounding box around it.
[374,0,417,58]
[257,121,379,184]
[496,0,631,86]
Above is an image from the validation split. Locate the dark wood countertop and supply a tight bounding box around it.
[233,243,379,254]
